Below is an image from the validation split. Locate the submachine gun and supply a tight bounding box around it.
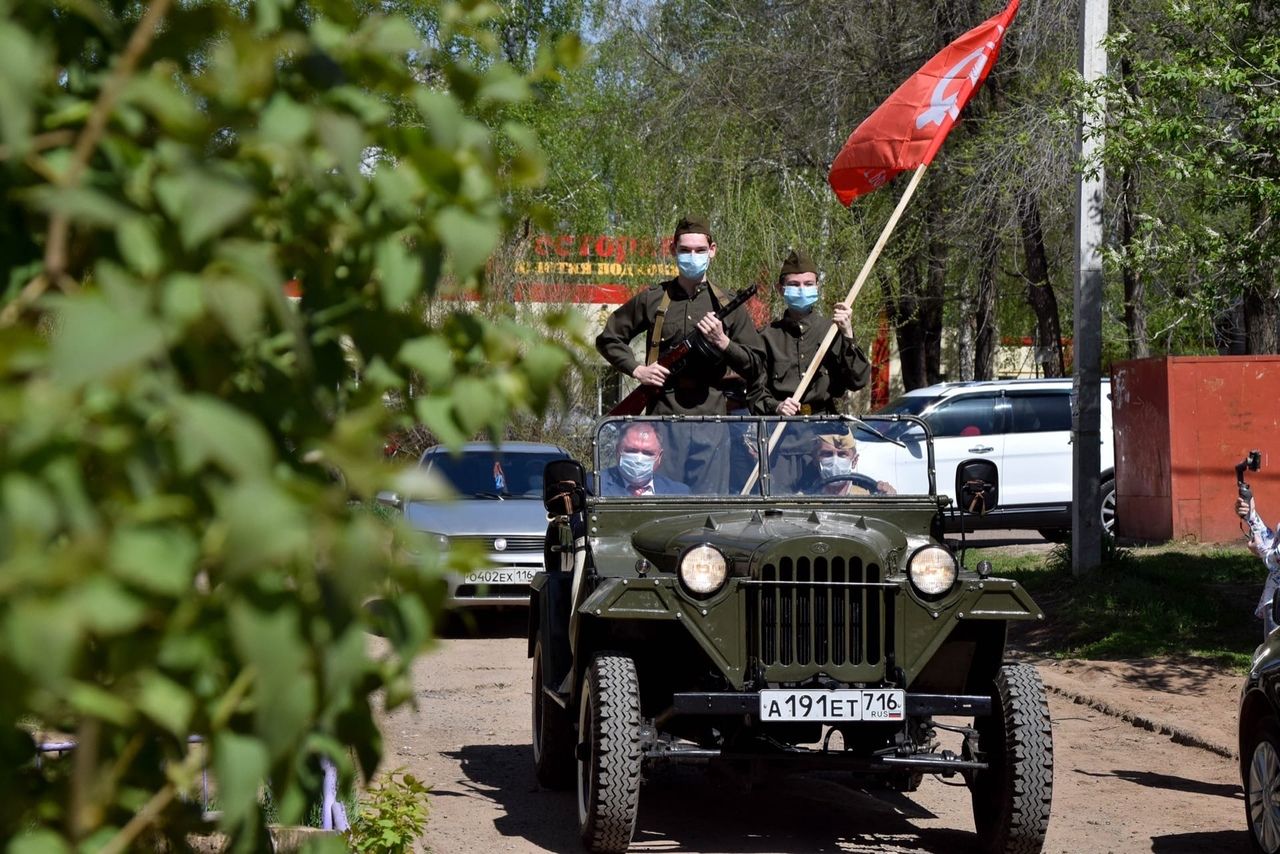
[608,284,757,417]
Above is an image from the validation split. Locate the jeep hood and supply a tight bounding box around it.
[628,510,906,576]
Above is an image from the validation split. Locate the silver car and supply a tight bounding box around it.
[382,441,569,607]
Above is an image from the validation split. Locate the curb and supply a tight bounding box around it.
[1042,681,1237,761]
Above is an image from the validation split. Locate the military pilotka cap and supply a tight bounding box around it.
[813,432,856,451]
[673,215,712,241]
[779,248,818,277]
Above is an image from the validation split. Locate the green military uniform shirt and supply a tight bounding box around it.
[750,308,871,415]
[596,279,764,415]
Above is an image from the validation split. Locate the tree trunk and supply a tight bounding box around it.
[956,287,974,382]
[974,230,1000,379]
[1244,196,1279,354]
[1244,287,1279,354]
[1119,164,1149,359]
[1118,57,1150,359]
[1017,190,1065,377]
[885,261,929,391]
[1214,300,1247,355]
[923,208,946,385]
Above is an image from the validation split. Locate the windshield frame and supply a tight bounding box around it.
[590,414,936,500]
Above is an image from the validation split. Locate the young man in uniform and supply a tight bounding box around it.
[750,249,872,491]
[595,215,764,491]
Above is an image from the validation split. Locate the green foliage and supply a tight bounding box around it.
[1088,0,1280,350]
[978,543,1263,670]
[346,769,430,854]
[1042,535,1136,573]
[0,0,579,849]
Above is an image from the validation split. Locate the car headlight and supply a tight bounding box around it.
[679,544,728,598]
[907,545,957,598]
[406,532,449,555]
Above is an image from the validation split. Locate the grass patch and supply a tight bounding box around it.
[969,540,1265,671]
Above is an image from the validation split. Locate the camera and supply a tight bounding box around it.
[1237,450,1263,501]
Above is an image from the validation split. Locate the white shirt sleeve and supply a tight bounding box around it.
[1248,508,1274,550]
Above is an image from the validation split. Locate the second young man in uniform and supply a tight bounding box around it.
[751,249,871,490]
[751,248,870,416]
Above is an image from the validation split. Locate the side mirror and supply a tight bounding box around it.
[544,459,587,515]
[956,459,999,515]
[375,490,403,510]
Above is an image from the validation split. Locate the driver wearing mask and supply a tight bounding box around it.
[806,432,895,496]
[600,423,692,497]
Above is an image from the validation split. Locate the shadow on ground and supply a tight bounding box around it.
[1151,830,1252,853]
[438,608,528,639]
[1075,768,1242,800]
[446,744,984,853]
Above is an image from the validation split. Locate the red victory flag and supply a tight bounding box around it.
[828,0,1021,205]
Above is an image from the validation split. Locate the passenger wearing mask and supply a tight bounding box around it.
[600,423,692,497]
[751,249,871,491]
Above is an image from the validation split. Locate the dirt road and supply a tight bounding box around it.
[382,621,1249,854]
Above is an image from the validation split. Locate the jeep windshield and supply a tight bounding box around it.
[591,415,934,498]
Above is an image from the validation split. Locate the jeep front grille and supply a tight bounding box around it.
[747,556,891,683]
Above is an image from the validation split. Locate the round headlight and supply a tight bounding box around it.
[908,545,958,598]
[679,544,728,597]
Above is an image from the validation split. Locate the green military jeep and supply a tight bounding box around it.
[530,415,1052,853]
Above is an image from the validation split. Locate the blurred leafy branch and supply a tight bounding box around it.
[0,0,582,850]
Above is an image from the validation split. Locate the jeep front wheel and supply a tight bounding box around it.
[969,662,1053,854]
[532,633,575,790]
[577,654,641,853]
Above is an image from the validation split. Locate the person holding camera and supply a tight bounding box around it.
[1237,494,1280,636]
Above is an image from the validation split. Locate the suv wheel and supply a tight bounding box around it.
[577,654,641,853]
[1100,477,1116,537]
[969,662,1053,854]
[1245,717,1280,853]
[532,632,574,789]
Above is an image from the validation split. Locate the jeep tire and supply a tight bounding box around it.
[577,654,642,853]
[532,633,574,790]
[969,662,1053,854]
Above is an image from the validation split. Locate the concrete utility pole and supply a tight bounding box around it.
[1072,0,1108,575]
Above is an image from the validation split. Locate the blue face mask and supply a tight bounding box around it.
[618,452,656,485]
[783,284,819,311]
[676,251,711,280]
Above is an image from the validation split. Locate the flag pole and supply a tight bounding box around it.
[741,162,930,495]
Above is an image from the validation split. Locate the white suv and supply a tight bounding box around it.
[869,378,1115,538]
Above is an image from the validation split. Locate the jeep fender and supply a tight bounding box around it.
[530,570,574,700]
